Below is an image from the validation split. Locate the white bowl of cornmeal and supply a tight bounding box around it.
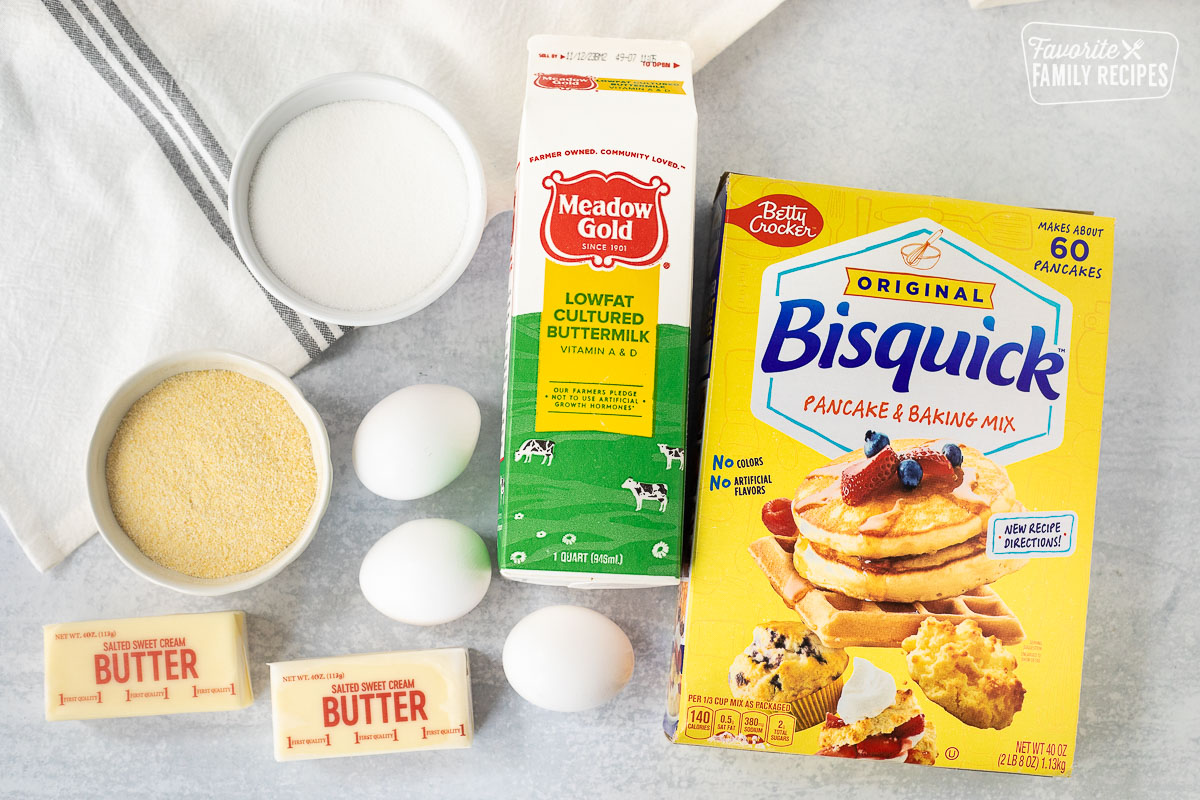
[229,73,487,326]
[86,350,332,595]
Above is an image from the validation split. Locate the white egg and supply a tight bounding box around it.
[359,519,492,626]
[353,384,480,500]
[502,606,634,712]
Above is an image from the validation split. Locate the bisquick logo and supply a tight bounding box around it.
[760,302,1064,398]
[540,170,670,269]
[750,219,1072,465]
[726,194,823,248]
[533,73,597,91]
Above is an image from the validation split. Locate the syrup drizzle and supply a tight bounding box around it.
[794,484,841,513]
[806,462,851,478]
[949,467,990,511]
[859,499,908,533]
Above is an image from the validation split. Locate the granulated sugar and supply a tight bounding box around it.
[105,370,317,579]
[248,100,468,312]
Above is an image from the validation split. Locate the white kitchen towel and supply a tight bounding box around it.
[0,0,782,570]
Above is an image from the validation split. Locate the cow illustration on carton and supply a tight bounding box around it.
[514,439,556,466]
[623,478,669,512]
[658,444,685,471]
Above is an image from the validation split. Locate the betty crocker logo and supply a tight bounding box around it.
[540,170,671,269]
[533,73,598,91]
[726,194,823,248]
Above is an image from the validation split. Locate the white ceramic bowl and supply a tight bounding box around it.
[228,72,487,326]
[85,350,333,595]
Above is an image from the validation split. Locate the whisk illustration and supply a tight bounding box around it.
[901,229,943,269]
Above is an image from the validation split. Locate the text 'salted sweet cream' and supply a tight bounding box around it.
[44,611,253,721]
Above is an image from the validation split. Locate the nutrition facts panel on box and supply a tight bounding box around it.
[682,703,795,747]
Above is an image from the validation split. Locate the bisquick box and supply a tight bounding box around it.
[498,35,697,587]
[665,173,1114,775]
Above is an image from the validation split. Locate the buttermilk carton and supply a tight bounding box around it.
[498,35,697,587]
[666,173,1114,776]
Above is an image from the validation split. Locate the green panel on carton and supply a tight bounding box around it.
[499,312,687,577]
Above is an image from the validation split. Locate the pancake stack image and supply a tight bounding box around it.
[750,433,1028,649]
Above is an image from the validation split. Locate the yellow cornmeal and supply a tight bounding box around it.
[105,369,317,579]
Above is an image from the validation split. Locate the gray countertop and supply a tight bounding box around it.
[4,0,1197,796]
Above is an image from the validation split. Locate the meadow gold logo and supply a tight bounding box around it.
[533,73,597,91]
[539,170,670,269]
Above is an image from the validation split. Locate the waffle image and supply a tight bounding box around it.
[749,535,1024,649]
[787,438,1028,603]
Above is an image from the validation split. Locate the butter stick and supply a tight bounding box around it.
[269,648,473,761]
[44,611,253,721]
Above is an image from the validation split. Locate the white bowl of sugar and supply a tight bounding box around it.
[229,73,487,326]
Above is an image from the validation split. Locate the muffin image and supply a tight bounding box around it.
[728,622,849,728]
[902,617,1025,729]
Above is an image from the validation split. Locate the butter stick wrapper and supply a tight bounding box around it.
[269,648,473,761]
[44,610,253,721]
